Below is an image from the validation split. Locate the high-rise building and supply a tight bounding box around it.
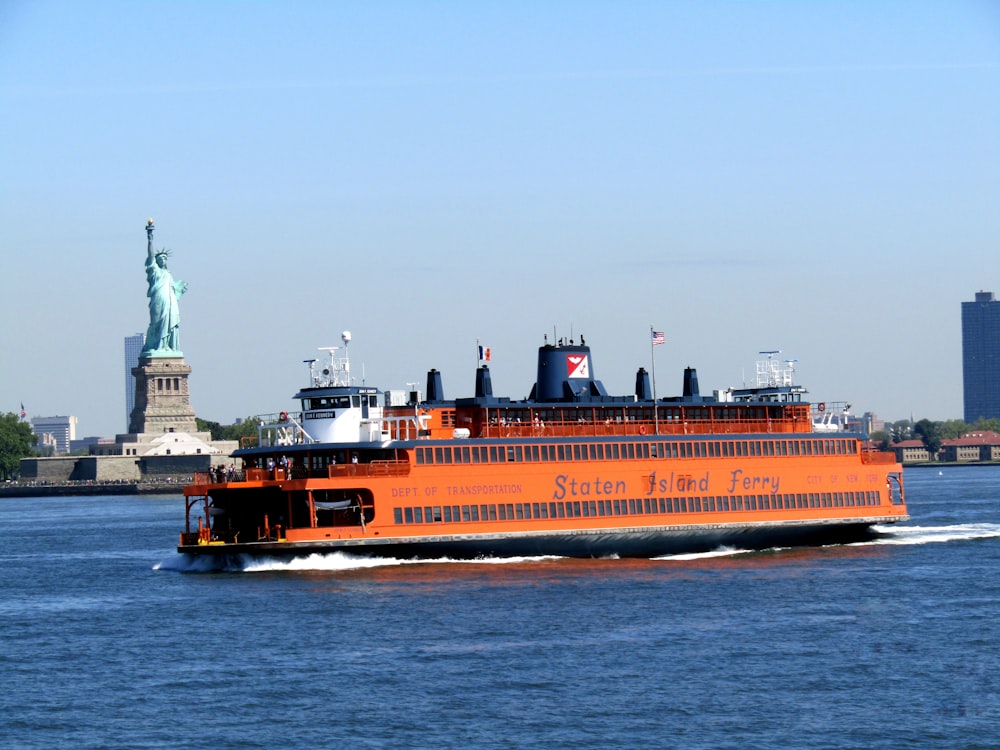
[961,291,1000,423]
[30,415,78,455]
[124,333,145,431]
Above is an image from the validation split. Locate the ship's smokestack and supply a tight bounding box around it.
[533,340,609,401]
[635,367,652,400]
[425,369,444,401]
[683,367,700,399]
[475,365,493,397]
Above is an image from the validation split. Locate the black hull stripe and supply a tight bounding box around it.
[178,516,905,559]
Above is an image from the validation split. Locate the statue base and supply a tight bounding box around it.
[128,356,199,435]
[89,355,238,462]
[141,348,185,359]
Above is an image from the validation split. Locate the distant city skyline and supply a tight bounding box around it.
[1,2,997,438]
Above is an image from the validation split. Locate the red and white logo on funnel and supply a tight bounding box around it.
[566,354,589,379]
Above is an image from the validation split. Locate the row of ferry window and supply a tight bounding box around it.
[305,395,379,410]
[413,438,856,465]
[392,490,882,525]
[481,406,795,424]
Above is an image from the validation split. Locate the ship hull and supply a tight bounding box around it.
[178,516,896,560]
[181,433,907,560]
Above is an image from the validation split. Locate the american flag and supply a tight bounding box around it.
[651,330,666,346]
[20,402,26,419]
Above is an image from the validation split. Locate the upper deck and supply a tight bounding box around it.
[236,336,864,452]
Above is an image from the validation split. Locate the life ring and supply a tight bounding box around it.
[638,425,647,435]
[817,403,826,412]
[279,411,289,422]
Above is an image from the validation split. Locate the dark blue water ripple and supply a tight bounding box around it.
[2,468,999,750]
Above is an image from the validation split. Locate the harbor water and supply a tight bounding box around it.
[2,466,999,749]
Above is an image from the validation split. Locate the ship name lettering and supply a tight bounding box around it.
[726,469,780,494]
[391,486,421,497]
[552,474,627,500]
[643,471,710,495]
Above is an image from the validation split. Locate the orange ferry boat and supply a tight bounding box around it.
[179,333,907,559]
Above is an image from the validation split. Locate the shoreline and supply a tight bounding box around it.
[904,462,1000,469]
[0,482,185,498]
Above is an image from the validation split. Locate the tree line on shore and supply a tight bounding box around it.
[0,413,36,480]
[194,416,261,443]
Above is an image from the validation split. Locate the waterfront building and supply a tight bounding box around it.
[124,333,145,432]
[890,440,932,464]
[30,415,78,455]
[940,431,1000,462]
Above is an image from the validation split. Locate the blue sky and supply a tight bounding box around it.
[1,0,998,439]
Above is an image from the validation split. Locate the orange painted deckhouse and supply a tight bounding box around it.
[179,332,907,559]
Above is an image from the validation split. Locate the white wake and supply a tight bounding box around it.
[154,551,561,573]
[863,523,1000,546]
[653,546,754,561]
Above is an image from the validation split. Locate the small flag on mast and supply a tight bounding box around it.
[20,402,26,419]
[478,345,491,362]
[651,331,666,346]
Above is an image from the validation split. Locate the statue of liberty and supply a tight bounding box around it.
[141,219,188,357]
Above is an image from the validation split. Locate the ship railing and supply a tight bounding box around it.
[195,469,247,484]
[193,461,411,484]
[860,449,899,465]
[477,417,807,439]
[328,460,410,478]
[257,412,315,447]
[210,467,292,482]
[381,413,430,440]
[239,425,310,449]
[191,471,244,486]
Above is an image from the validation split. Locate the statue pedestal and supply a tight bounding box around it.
[98,354,236,457]
[128,356,199,435]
